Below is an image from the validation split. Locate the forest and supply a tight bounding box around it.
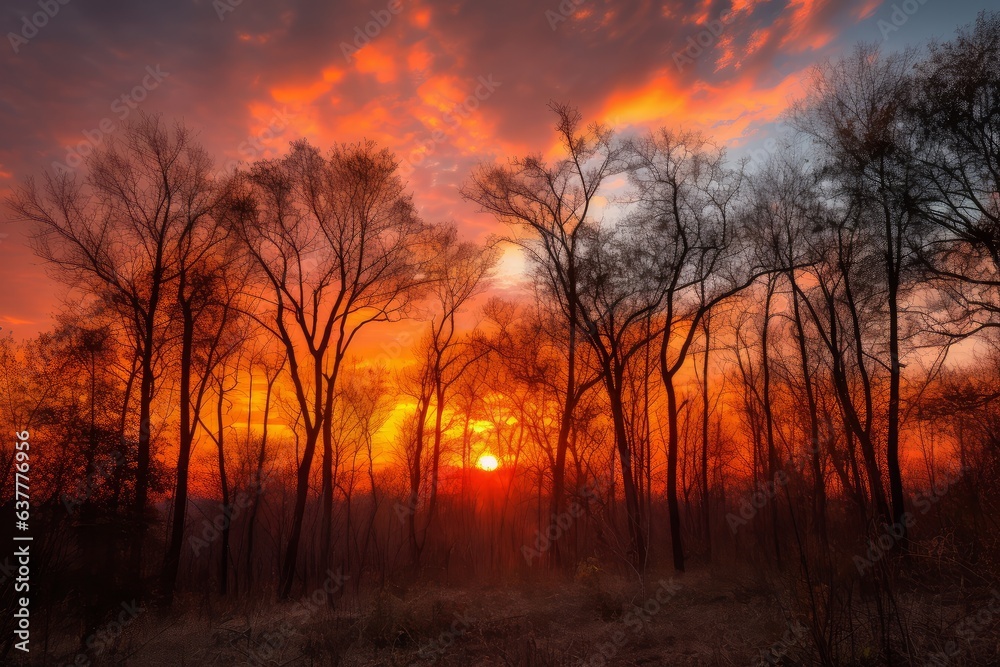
[2,12,1000,666]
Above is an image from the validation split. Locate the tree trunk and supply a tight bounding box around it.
[425,375,446,532]
[790,279,827,547]
[664,369,685,572]
[700,316,711,560]
[321,377,335,573]
[549,307,577,569]
[280,422,320,599]
[606,371,646,568]
[884,211,907,544]
[217,379,231,596]
[761,280,781,568]
[161,296,194,604]
[407,390,432,566]
[130,316,156,579]
[246,368,276,593]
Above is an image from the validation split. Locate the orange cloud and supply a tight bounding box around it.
[270,79,335,105]
[411,7,432,28]
[354,42,399,83]
[779,0,839,52]
[600,67,808,144]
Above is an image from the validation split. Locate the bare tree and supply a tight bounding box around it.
[573,210,676,569]
[161,181,250,604]
[744,153,830,546]
[792,45,926,536]
[405,226,499,564]
[8,114,212,575]
[462,103,624,567]
[227,140,431,598]
[627,128,761,572]
[243,340,285,593]
[911,13,1000,333]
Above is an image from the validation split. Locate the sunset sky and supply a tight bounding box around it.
[0,0,986,340]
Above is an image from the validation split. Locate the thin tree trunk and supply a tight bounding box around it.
[280,423,320,599]
[321,377,335,573]
[664,369,684,572]
[407,387,432,565]
[130,313,157,578]
[606,368,646,568]
[161,294,194,604]
[217,378,231,596]
[884,203,907,544]
[790,277,827,547]
[246,367,276,593]
[549,307,577,569]
[700,315,711,560]
[761,279,781,568]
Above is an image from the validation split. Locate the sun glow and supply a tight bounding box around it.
[476,453,499,471]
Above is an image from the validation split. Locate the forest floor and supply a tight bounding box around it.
[28,556,1000,666]
[33,563,818,666]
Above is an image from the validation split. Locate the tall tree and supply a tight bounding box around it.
[9,114,211,575]
[793,45,926,536]
[911,12,1000,333]
[573,210,675,568]
[463,103,624,567]
[228,140,430,598]
[405,226,498,564]
[627,128,757,572]
[161,172,247,604]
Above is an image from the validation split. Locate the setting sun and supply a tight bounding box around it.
[476,454,499,471]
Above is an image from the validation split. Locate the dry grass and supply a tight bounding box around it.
[25,557,1000,666]
[26,564,810,666]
